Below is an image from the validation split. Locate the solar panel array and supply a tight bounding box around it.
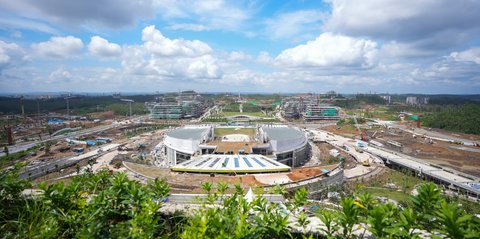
[172,154,290,173]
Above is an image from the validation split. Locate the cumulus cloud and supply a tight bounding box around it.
[276,33,378,68]
[142,25,212,57]
[450,48,480,64]
[256,51,273,65]
[0,0,155,29]
[0,41,26,73]
[324,0,480,42]
[48,67,73,83]
[379,41,440,59]
[408,58,480,89]
[88,36,121,58]
[227,51,252,61]
[119,25,221,80]
[31,36,83,58]
[264,10,326,40]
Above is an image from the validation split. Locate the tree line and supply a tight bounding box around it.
[1,165,479,238]
[422,104,480,135]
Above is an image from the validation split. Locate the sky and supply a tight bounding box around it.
[0,0,480,94]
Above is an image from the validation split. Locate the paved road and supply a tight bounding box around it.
[372,120,478,146]
[19,143,120,179]
[1,115,146,157]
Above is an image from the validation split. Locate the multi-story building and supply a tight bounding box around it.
[406,96,429,105]
[145,90,209,119]
[145,103,184,119]
[303,105,340,120]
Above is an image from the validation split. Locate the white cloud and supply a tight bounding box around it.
[49,67,73,83]
[0,0,155,29]
[119,25,222,80]
[142,25,212,57]
[31,36,83,58]
[0,41,26,73]
[276,33,378,68]
[227,51,252,61]
[324,0,480,57]
[167,23,209,31]
[379,41,437,58]
[264,10,326,40]
[450,48,480,64]
[0,16,60,34]
[88,36,121,58]
[256,51,272,64]
[154,0,251,32]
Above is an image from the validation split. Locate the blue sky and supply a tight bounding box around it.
[0,0,480,94]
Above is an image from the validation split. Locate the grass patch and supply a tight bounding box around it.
[214,128,256,136]
[359,187,410,202]
[215,111,266,117]
[349,168,424,203]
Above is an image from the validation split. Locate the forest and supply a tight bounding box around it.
[422,104,480,135]
[1,165,479,238]
[0,95,154,116]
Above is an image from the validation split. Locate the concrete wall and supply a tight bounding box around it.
[264,166,344,194]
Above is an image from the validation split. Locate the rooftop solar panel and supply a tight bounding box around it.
[209,158,221,167]
[195,157,211,167]
[234,157,239,168]
[222,157,229,167]
[252,157,266,167]
[243,157,253,168]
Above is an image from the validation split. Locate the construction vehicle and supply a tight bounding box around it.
[362,158,370,167]
[352,115,369,141]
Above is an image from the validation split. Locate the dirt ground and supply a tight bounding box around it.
[287,164,338,181]
[323,125,358,138]
[315,142,357,169]
[375,130,480,177]
[324,123,480,177]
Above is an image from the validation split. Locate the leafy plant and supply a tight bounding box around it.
[337,197,360,238]
[316,209,338,238]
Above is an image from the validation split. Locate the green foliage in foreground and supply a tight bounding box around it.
[422,104,480,135]
[1,166,479,239]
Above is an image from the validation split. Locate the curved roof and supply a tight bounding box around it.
[166,127,210,140]
[262,127,304,140]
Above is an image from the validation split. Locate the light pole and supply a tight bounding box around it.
[121,99,135,117]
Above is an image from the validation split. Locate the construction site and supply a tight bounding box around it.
[282,92,342,121]
[324,118,480,177]
[145,91,213,119]
[2,92,480,202]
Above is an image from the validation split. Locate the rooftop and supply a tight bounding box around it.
[262,126,304,140]
[166,126,210,140]
[172,154,290,173]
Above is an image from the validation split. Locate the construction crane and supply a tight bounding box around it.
[121,99,134,117]
[20,95,25,118]
[64,95,73,118]
[352,114,369,141]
